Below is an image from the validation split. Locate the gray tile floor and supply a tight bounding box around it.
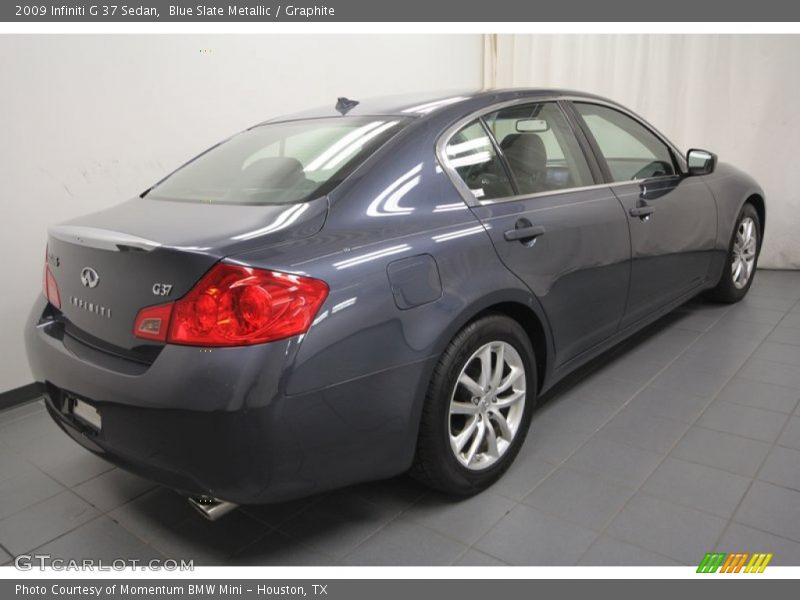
[2,269,800,566]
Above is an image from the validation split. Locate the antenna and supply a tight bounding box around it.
[335,97,359,115]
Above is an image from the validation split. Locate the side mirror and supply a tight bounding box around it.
[687,148,717,176]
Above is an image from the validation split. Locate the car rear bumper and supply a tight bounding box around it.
[25,298,435,504]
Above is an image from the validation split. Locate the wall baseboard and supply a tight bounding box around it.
[0,382,44,411]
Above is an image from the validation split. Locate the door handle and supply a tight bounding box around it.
[629,206,655,219]
[504,224,546,242]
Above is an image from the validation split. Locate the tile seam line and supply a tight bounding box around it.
[468,298,736,565]
[599,294,800,559]
[289,491,434,564]
[7,490,107,558]
[25,511,169,563]
[708,294,800,552]
[569,297,796,564]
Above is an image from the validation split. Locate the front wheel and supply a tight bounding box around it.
[411,314,536,496]
[707,203,761,303]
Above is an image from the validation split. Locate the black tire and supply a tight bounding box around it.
[411,314,537,496]
[707,203,761,303]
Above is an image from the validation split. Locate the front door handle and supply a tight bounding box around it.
[629,206,655,219]
[504,223,546,242]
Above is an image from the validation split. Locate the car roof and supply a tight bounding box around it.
[260,88,617,124]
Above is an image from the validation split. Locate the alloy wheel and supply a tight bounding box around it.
[448,341,526,470]
[732,216,757,289]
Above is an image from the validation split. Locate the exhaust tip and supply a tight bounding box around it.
[188,496,238,521]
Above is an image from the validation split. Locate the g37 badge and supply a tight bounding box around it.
[152,283,173,297]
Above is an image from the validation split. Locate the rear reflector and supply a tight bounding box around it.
[133,302,174,342]
[133,263,328,347]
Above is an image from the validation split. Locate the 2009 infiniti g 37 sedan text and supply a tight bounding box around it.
[26,89,765,519]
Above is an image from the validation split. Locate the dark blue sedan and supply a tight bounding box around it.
[26,89,765,519]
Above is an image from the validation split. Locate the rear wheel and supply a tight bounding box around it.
[411,315,536,495]
[707,203,761,303]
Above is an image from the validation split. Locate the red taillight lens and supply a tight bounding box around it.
[133,302,173,342]
[43,248,61,309]
[133,263,328,347]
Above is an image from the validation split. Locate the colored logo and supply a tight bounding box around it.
[697,552,773,573]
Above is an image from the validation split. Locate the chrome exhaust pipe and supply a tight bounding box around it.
[188,496,238,521]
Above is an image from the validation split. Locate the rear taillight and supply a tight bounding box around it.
[133,263,328,347]
[133,302,173,342]
[43,247,61,309]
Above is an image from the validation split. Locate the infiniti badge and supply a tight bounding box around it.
[80,267,99,289]
[69,296,112,319]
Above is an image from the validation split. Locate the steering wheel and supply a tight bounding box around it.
[633,160,673,180]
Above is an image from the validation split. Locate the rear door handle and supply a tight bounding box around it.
[504,224,546,242]
[629,206,655,219]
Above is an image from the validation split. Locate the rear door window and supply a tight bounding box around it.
[443,120,516,201]
[483,102,594,195]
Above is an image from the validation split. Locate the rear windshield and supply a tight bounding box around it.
[145,117,408,205]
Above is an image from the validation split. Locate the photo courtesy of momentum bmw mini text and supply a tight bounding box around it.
[1,0,800,598]
[16,584,314,595]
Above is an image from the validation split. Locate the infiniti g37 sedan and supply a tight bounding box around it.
[26,89,765,518]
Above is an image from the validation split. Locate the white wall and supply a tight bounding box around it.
[0,34,484,392]
[487,34,800,269]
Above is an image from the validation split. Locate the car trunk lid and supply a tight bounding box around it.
[46,196,327,351]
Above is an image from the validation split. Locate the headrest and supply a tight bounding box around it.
[239,157,306,187]
[501,133,547,176]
